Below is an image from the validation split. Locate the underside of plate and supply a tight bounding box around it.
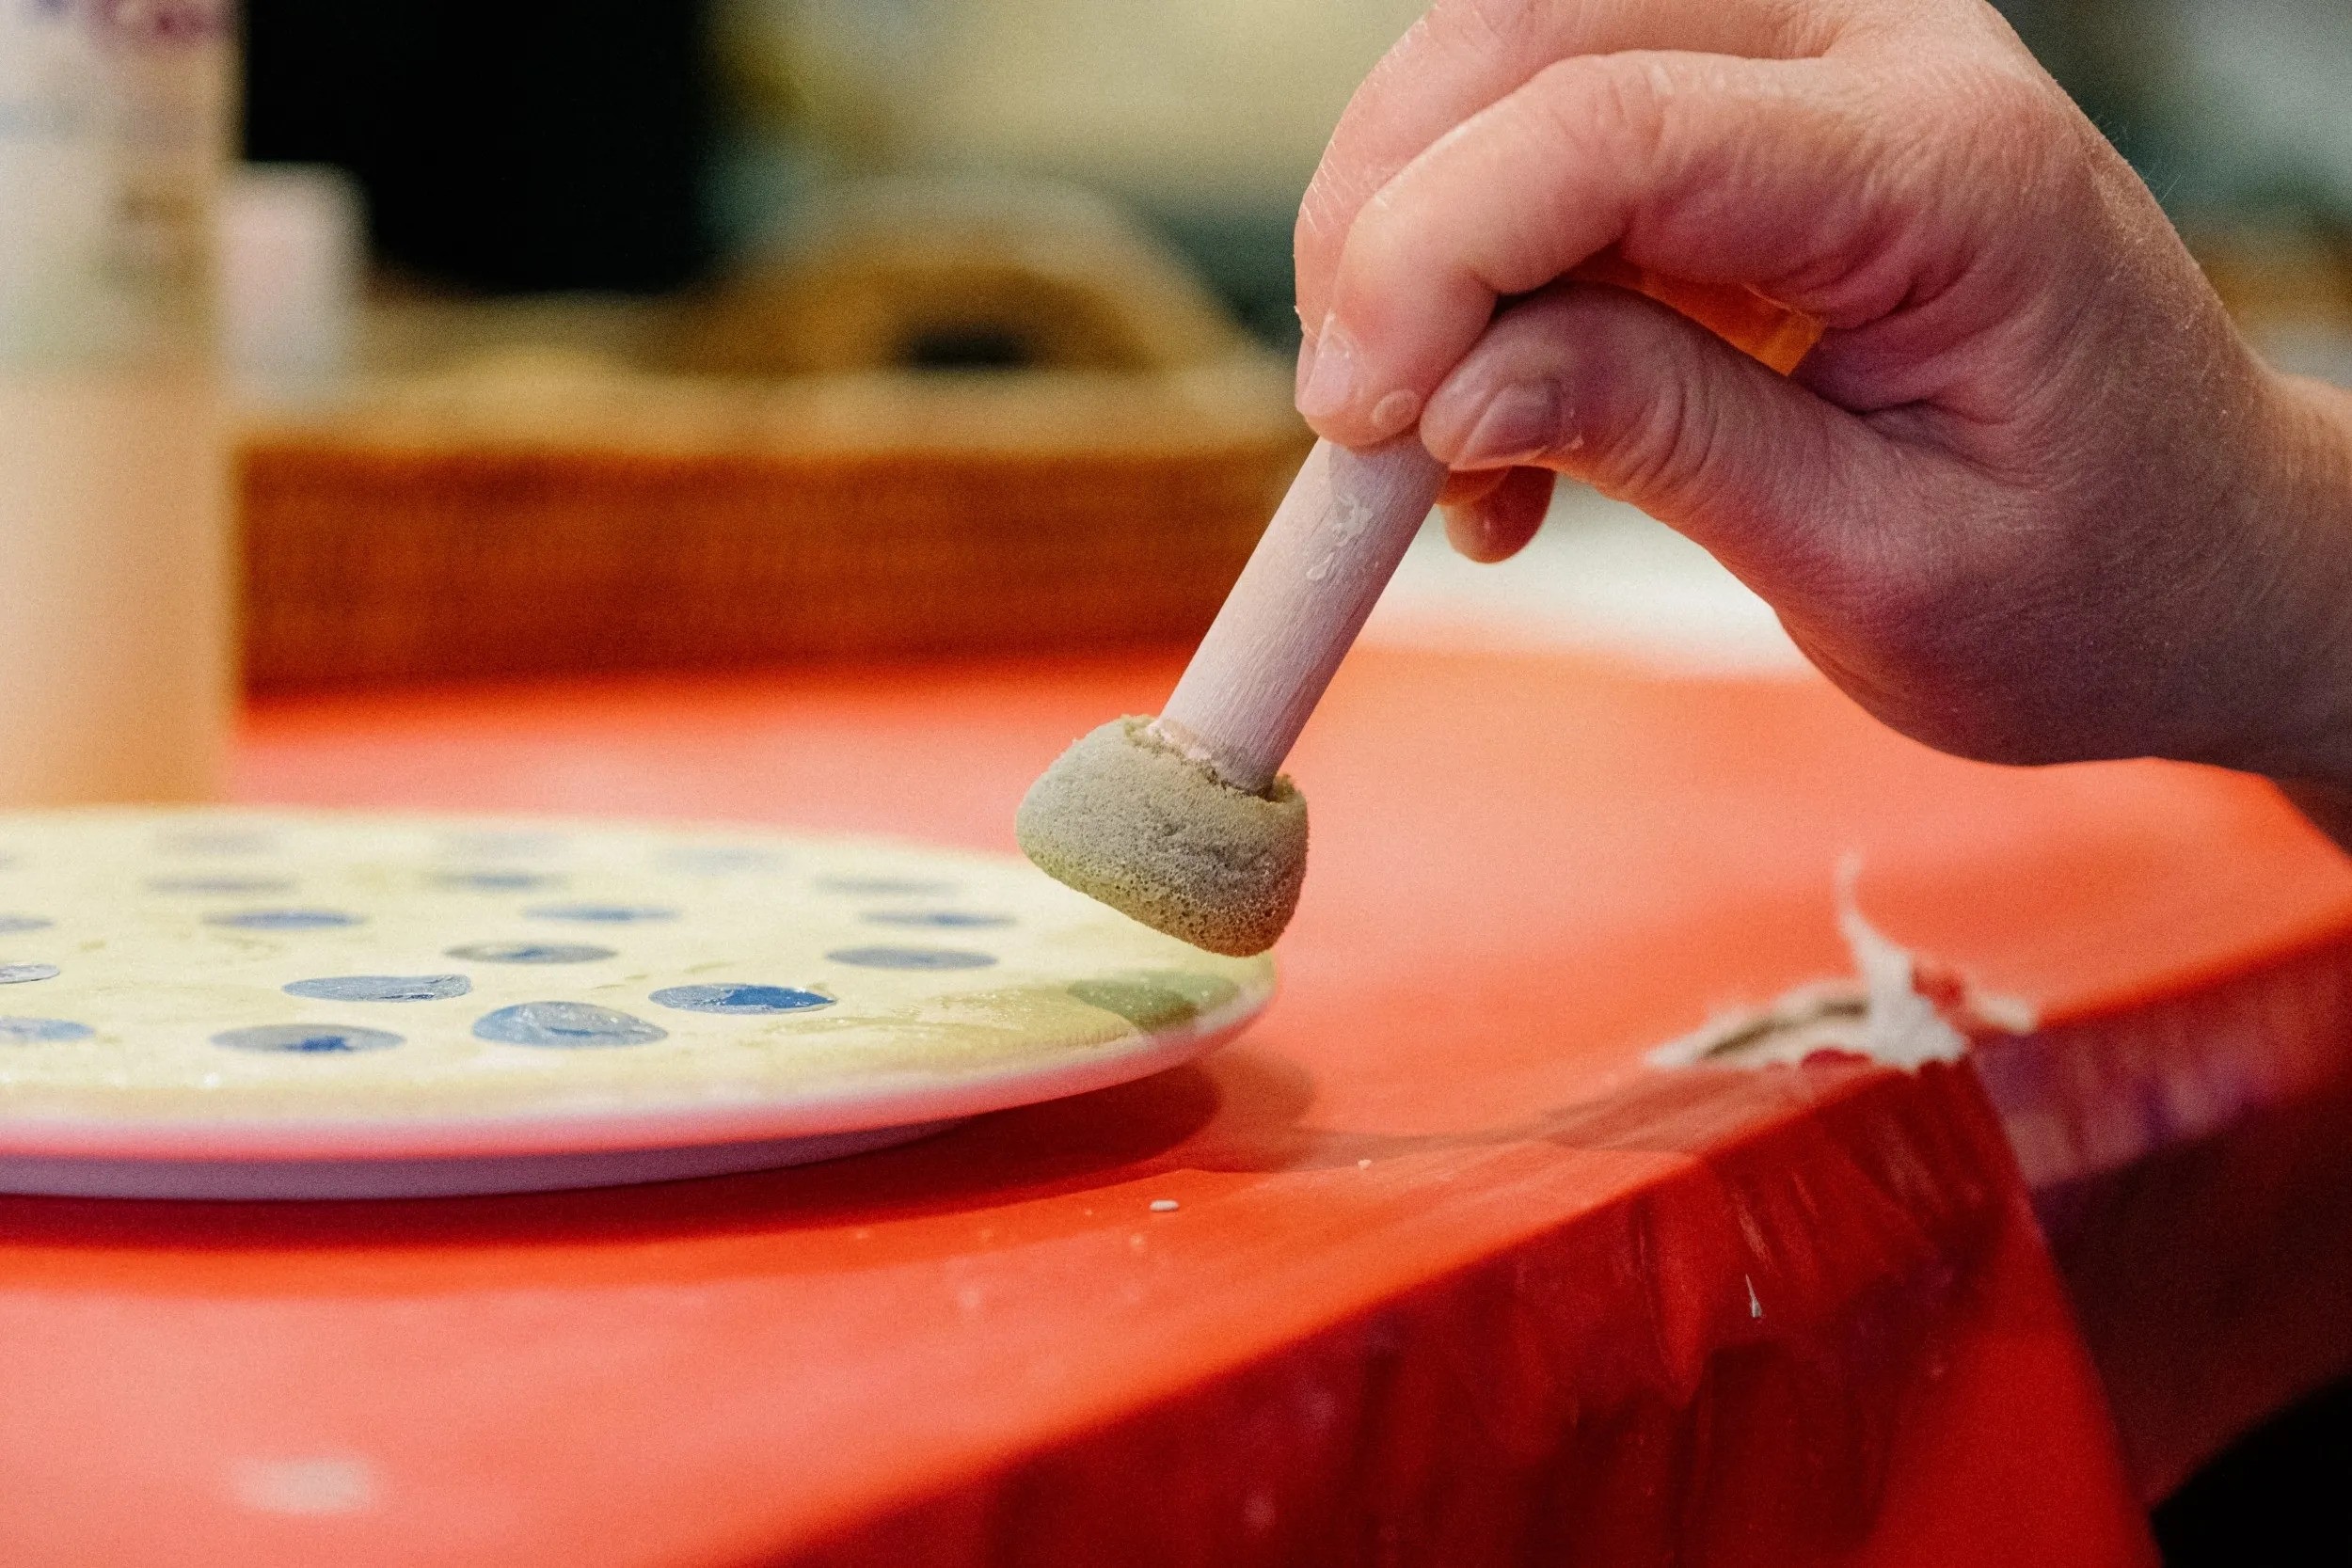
[0,1118,965,1200]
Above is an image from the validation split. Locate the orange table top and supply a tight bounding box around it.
[9,642,2348,1565]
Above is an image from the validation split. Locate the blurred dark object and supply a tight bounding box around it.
[242,0,714,293]
[2155,1377,2352,1565]
[236,182,1310,690]
[661,182,1251,378]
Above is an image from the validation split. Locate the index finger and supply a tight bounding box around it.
[1296,47,1982,447]
[1296,0,1848,341]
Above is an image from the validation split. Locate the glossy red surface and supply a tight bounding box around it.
[14,642,2328,1563]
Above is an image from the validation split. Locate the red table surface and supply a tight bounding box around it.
[8,642,2351,1566]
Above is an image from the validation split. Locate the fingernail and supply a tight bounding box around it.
[1368,388,1422,438]
[1295,319,1359,420]
[1295,331,1319,401]
[1454,383,1561,468]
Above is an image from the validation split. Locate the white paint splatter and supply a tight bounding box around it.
[1646,856,2032,1072]
[1835,857,1969,1069]
[1306,492,1375,583]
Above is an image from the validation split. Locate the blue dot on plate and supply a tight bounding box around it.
[0,916,53,936]
[205,910,364,932]
[473,1002,667,1048]
[523,904,678,925]
[0,963,60,985]
[444,942,616,965]
[825,946,998,971]
[432,870,562,893]
[818,877,957,897]
[0,1017,92,1043]
[860,911,1015,929]
[149,876,297,895]
[213,1023,404,1054]
[651,983,834,1015]
[285,974,472,1003]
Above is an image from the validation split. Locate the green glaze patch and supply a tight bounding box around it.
[1068,970,1243,1032]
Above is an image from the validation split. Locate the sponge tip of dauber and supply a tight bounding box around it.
[1015,717,1306,958]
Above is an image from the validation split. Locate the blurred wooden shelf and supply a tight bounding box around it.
[239,184,1311,692]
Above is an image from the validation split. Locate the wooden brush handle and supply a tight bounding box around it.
[1155,436,1446,794]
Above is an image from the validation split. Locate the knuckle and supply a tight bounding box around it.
[1529,54,1675,180]
[1958,60,2057,138]
[1918,55,2076,184]
[1597,371,1717,507]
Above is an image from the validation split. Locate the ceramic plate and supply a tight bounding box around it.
[0,808,1274,1198]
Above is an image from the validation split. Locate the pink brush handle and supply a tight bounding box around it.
[1154,436,1447,794]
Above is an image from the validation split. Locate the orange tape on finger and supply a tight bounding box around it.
[1568,248,1824,374]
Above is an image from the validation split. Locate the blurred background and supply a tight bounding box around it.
[209,0,2352,699]
[236,0,2352,349]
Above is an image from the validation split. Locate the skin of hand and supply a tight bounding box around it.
[1293,0,2352,807]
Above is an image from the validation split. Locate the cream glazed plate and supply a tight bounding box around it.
[0,808,1274,1199]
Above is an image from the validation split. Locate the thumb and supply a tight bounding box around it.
[1418,281,1911,602]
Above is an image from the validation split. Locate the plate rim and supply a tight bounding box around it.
[0,974,1273,1163]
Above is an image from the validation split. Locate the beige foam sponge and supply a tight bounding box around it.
[1016,717,1307,957]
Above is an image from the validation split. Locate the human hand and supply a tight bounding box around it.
[1295,0,2352,784]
